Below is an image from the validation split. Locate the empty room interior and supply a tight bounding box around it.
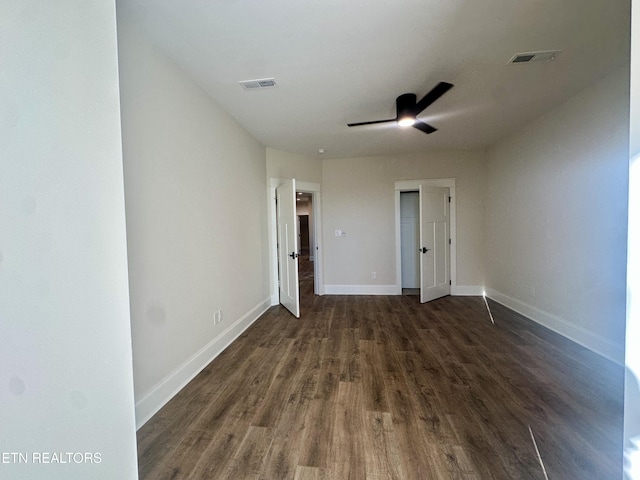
[3,1,640,479]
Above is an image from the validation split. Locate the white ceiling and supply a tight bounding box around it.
[117,0,631,159]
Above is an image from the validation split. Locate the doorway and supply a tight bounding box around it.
[400,191,420,295]
[296,191,314,298]
[268,178,323,312]
[395,178,456,300]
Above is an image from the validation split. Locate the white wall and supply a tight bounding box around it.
[321,151,487,292]
[625,0,640,476]
[0,1,138,479]
[266,148,322,184]
[117,20,271,427]
[485,67,630,364]
[297,200,311,215]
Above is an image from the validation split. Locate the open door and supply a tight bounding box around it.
[419,186,450,303]
[277,178,300,317]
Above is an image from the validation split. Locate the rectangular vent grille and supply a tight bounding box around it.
[239,78,277,90]
[508,50,561,65]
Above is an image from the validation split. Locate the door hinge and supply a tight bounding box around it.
[449,280,452,285]
[448,196,451,203]
[449,238,452,245]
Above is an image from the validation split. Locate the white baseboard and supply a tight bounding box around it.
[484,288,624,365]
[324,284,399,295]
[452,285,483,296]
[323,284,481,296]
[134,297,272,429]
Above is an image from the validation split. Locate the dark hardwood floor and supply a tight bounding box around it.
[137,260,623,479]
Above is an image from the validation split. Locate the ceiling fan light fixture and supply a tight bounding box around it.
[397,117,415,127]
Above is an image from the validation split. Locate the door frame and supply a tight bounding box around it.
[268,177,324,306]
[394,178,457,295]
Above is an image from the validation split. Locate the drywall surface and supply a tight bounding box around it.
[485,67,629,363]
[321,151,487,290]
[117,20,270,426]
[624,0,639,476]
[0,1,138,478]
[266,147,322,184]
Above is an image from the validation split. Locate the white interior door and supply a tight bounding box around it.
[420,186,450,303]
[277,179,300,317]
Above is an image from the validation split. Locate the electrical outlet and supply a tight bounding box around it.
[371,272,377,279]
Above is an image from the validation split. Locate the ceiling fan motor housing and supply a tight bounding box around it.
[396,93,417,121]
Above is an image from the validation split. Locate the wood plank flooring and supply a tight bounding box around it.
[137,264,623,479]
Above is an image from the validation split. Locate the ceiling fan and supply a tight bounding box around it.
[347,82,453,134]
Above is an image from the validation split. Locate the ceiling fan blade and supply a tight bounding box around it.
[347,118,396,127]
[412,120,437,134]
[415,82,453,114]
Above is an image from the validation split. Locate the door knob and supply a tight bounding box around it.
[420,247,430,253]
[289,251,298,259]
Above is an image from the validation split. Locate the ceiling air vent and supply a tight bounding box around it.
[239,78,277,90]
[508,50,561,65]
